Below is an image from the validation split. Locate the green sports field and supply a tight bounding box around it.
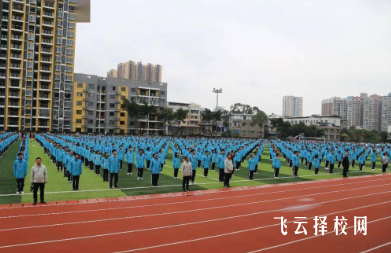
[0,139,386,205]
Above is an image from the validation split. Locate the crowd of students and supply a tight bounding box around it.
[0,132,18,158]
[269,140,391,178]
[32,133,266,191]
[8,132,391,196]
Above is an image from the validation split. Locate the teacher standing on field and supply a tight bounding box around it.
[224,154,234,188]
[31,157,48,205]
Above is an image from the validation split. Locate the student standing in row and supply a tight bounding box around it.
[71,153,83,191]
[109,150,120,189]
[126,147,134,175]
[247,154,256,180]
[150,154,161,186]
[14,153,27,194]
[102,152,109,182]
[202,150,211,178]
[272,153,281,178]
[94,151,102,176]
[217,150,226,182]
[181,156,192,192]
[190,150,198,185]
[313,154,321,175]
[136,149,145,180]
[172,152,180,179]
[342,152,350,177]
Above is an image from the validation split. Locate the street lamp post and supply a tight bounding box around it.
[213,88,222,111]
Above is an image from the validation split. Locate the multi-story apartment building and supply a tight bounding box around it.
[107,69,117,78]
[229,113,265,139]
[73,73,167,134]
[347,95,364,128]
[114,61,162,83]
[282,96,303,117]
[362,94,382,131]
[321,97,347,121]
[381,94,391,132]
[0,0,76,132]
[167,102,203,135]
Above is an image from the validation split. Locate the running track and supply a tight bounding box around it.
[1,174,391,253]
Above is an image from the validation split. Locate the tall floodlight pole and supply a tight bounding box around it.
[213,88,223,111]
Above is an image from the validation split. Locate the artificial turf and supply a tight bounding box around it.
[0,139,387,205]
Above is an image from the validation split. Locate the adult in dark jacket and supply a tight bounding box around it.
[342,153,350,178]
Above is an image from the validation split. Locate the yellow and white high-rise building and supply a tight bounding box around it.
[0,0,76,132]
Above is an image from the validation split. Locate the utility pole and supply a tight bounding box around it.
[213,88,222,111]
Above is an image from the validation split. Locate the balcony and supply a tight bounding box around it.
[41,39,52,45]
[1,35,7,40]
[0,63,5,69]
[41,57,51,63]
[8,102,19,107]
[8,92,20,98]
[0,54,6,59]
[9,64,21,69]
[1,25,8,30]
[41,67,51,72]
[40,85,50,90]
[9,73,21,79]
[42,30,53,36]
[0,93,5,97]
[0,73,5,79]
[42,12,54,18]
[42,21,53,27]
[11,44,22,51]
[12,6,24,13]
[41,48,52,54]
[12,16,23,22]
[11,35,23,41]
[43,2,55,9]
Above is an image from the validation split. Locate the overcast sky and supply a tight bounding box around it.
[75,0,391,115]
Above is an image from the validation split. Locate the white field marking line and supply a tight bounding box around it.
[2,184,391,235]
[1,173,389,212]
[2,191,389,252]
[244,215,391,253]
[359,241,391,253]
[0,166,387,198]
[1,176,389,219]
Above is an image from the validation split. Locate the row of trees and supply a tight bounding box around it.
[270,118,325,139]
[341,127,389,143]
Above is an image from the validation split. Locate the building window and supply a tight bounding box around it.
[76,110,82,115]
[77,92,82,97]
[77,83,83,88]
[121,87,126,92]
[76,119,82,123]
[112,87,116,91]
[110,94,115,99]
[131,88,136,93]
[88,102,93,106]
[110,103,115,108]
[109,120,114,125]
[76,101,82,106]
[109,112,115,116]
[88,111,93,115]
[161,91,166,95]
[120,113,125,117]
[120,121,125,125]
[88,84,94,90]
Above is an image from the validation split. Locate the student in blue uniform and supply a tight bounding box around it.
[126,147,134,175]
[371,149,377,171]
[56,145,65,173]
[211,149,217,171]
[71,153,83,191]
[136,149,145,181]
[202,150,211,178]
[329,150,336,174]
[247,154,256,180]
[172,152,181,179]
[313,154,321,175]
[217,149,226,182]
[150,153,161,186]
[272,153,281,178]
[292,151,300,177]
[118,147,125,171]
[108,150,120,188]
[94,151,102,176]
[102,152,110,182]
[13,153,27,194]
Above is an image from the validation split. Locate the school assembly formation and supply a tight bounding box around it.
[6,132,391,201]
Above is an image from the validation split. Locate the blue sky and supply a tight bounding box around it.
[75,0,391,115]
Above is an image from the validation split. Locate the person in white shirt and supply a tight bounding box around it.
[181,156,192,192]
[224,154,234,188]
[31,157,48,205]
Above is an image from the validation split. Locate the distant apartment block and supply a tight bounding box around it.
[168,102,202,135]
[107,69,117,78]
[282,96,303,117]
[73,73,167,134]
[112,61,162,83]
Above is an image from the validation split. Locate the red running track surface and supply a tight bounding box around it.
[0,174,391,253]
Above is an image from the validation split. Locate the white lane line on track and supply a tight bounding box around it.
[2,182,391,232]
[358,241,391,253]
[1,177,390,219]
[0,168,387,198]
[1,188,391,250]
[1,173,389,211]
